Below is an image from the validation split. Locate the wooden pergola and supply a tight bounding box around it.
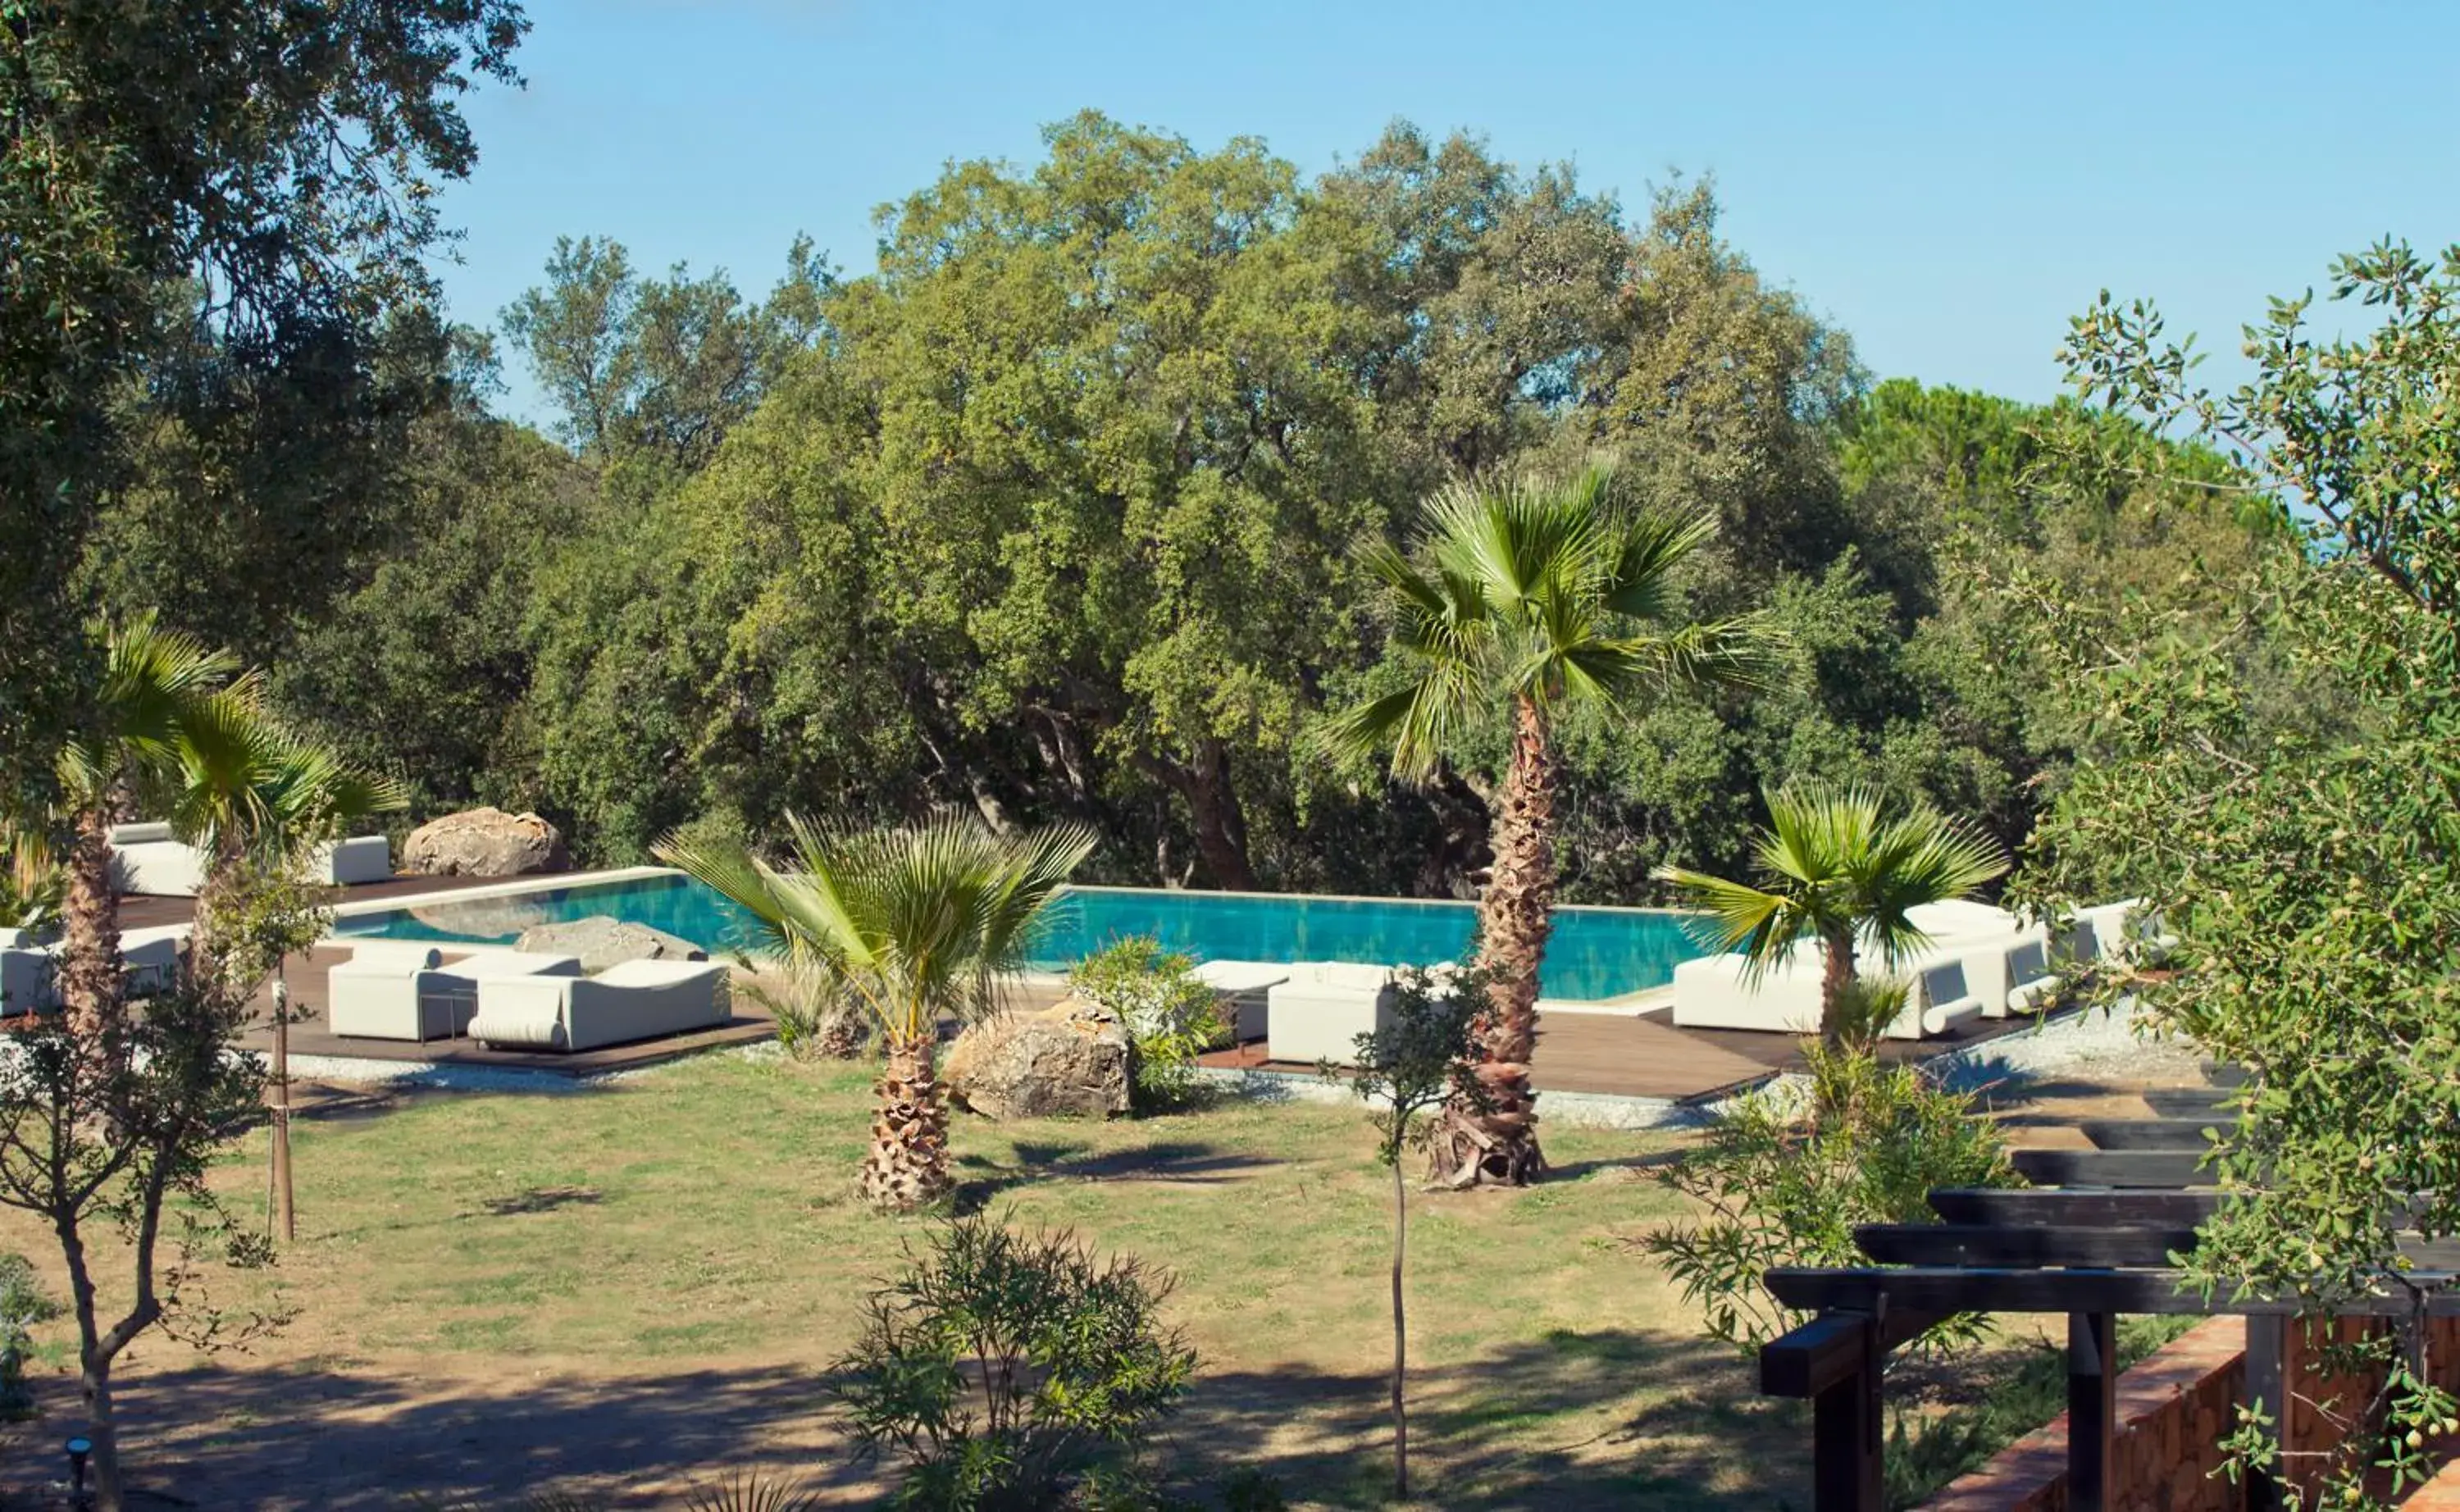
[1756,1079,2460,1512]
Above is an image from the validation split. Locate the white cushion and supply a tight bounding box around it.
[107,822,174,845]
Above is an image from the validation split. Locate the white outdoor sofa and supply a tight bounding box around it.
[467,959,731,1053]
[327,942,582,1042]
[1669,941,1992,1041]
[1,924,186,1016]
[107,822,392,897]
[1264,962,1408,1068]
[1190,960,1291,1045]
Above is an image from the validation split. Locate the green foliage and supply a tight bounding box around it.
[0,1251,59,1421]
[2020,237,2460,1510]
[0,826,65,936]
[0,0,525,810]
[831,1214,1196,1510]
[1642,1046,2017,1355]
[1065,937,1223,1114]
[1322,458,1787,781]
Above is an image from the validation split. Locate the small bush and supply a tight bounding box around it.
[1642,1045,2018,1355]
[833,1212,1196,1510]
[0,1251,57,1420]
[1068,936,1223,1114]
[738,957,872,1061]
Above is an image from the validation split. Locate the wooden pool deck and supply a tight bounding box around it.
[116,872,2033,1099]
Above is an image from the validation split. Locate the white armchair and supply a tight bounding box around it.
[1265,963,1402,1067]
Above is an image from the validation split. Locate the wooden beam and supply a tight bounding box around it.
[1762,1265,2460,1318]
[2070,1311,2116,1512]
[2143,1087,2234,1120]
[1928,1187,2226,1226]
[2079,1118,2221,1151]
[2010,1148,2218,1188]
[1761,1308,1943,1398]
[1854,1223,2198,1269]
[2243,1314,2286,1512]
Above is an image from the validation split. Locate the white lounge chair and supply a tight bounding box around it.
[1672,936,1993,1041]
[468,959,731,1052]
[107,822,391,896]
[0,922,189,1016]
[328,945,580,1041]
[1190,960,1290,1044]
[1264,963,1404,1068]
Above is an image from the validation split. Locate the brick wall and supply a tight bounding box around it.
[1925,1317,2460,1511]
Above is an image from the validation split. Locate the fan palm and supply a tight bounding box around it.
[1324,460,1786,1186]
[657,813,1096,1212]
[1655,782,2009,1049]
[51,614,406,1043]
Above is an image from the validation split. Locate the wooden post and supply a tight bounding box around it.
[1811,1313,1884,1511]
[2068,1311,2116,1512]
[2242,1314,2286,1512]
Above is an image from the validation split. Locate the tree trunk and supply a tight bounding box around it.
[57,1218,120,1512]
[1428,694,1553,1188]
[861,1032,952,1212]
[57,806,122,1046]
[1819,927,1859,1051]
[271,975,294,1243]
[1391,1154,1410,1501]
[1135,741,1260,891]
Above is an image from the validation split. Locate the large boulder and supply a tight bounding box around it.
[402,808,571,877]
[514,916,706,973]
[945,997,1136,1120]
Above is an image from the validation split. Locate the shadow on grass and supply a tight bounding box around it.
[8,1325,1815,1510]
[1170,1327,1811,1511]
[951,1140,1276,1214]
[3,1359,868,1510]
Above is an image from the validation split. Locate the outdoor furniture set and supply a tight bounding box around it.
[328,941,731,1052]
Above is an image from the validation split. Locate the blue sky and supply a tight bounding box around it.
[435,0,2458,425]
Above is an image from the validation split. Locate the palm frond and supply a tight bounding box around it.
[1599,502,1720,622]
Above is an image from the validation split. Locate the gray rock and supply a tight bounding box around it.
[944,996,1136,1120]
[408,896,552,939]
[401,808,572,877]
[514,916,707,973]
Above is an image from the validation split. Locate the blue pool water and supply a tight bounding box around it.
[334,875,1706,1000]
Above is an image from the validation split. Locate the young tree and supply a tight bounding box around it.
[1328,968,1487,1501]
[658,815,1095,1211]
[1655,782,2007,1049]
[0,851,300,1510]
[1325,460,1784,1186]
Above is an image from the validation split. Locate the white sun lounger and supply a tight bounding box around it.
[329,945,581,1041]
[468,959,731,1052]
[107,822,392,896]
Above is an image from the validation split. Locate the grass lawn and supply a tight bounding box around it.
[0,1052,1813,1509]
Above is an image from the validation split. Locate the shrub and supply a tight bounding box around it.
[1642,1045,2018,1355]
[833,1212,1196,1510]
[737,956,872,1061]
[1067,936,1223,1114]
[0,1250,57,1420]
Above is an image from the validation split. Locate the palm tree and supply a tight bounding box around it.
[1325,461,1785,1186]
[657,813,1096,1212]
[1656,782,2009,1049]
[51,614,405,1043]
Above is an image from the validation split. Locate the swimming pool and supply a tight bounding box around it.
[332,873,1706,1001]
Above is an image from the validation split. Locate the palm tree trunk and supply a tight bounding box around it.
[57,806,122,1046]
[862,1032,953,1212]
[1819,927,1858,1051]
[1430,693,1553,1188]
